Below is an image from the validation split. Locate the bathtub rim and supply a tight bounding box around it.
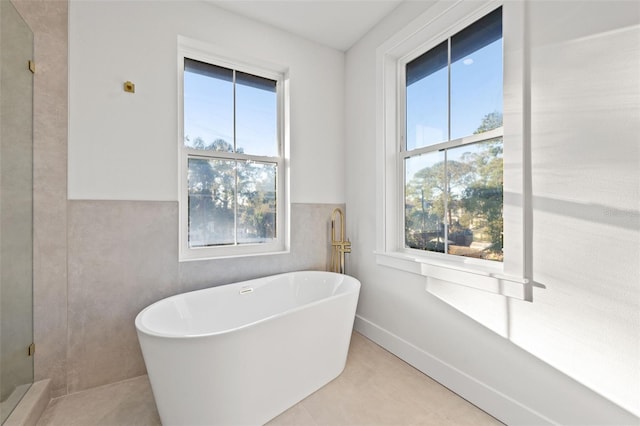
[135,270,360,340]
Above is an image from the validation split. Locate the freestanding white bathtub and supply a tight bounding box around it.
[135,270,360,426]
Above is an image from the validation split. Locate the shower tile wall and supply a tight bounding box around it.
[11,0,69,398]
[67,201,343,393]
[67,201,177,393]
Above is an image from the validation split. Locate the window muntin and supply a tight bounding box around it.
[403,6,503,262]
[181,55,284,257]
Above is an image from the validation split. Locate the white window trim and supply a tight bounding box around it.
[375,1,532,300]
[178,36,290,261]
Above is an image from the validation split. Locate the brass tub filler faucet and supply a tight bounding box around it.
[330,208,351,274]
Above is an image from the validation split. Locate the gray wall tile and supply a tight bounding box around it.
[67,201,344,392]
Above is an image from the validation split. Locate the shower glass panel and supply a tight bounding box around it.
[0,1,34,423]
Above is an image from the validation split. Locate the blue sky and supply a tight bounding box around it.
[183,70,277,157]
[406,38,503,151]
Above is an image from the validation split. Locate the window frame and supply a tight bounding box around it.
[375,1,531,300]
[178,36,289,261]
[400,12,504,262]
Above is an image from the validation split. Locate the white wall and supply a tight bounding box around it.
[346,1,639,424]
[68,0,344,204]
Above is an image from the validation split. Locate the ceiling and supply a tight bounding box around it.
[206,0,403,51]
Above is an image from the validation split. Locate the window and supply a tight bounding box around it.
[403,7,503,262]
[376,2,529,299]
[179,39,288,260]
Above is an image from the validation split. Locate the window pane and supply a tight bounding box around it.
[188,158,235,247]
[184,59,234,152]
[450,7,503,140]
[406,41,448,150]
[445,138,503,261]
[237,161,277,244]
[236,71,278,156]
[405,151,446,252]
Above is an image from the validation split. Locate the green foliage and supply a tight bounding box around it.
[473,111,503,134]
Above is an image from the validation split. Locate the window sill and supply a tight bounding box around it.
[179,247,290,262]
[375,251,529,300]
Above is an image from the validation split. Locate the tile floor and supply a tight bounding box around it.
[37,333,502,426]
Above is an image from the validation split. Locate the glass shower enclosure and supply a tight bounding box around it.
[0,0,35,423]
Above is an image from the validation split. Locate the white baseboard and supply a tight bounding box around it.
[354,315,553,426]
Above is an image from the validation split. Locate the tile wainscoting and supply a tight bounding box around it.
[66,201,344,394]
